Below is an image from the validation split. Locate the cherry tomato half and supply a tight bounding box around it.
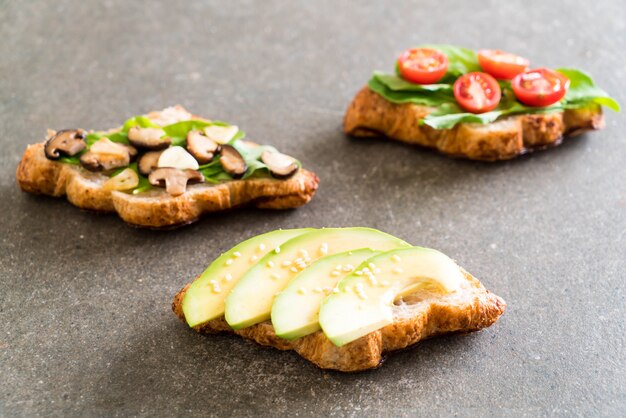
[397,48,449,84]
[453,72,501,113]
[511,68,570,107]
[478,49,530,80]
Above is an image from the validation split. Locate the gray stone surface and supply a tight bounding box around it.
[1,0,625,416]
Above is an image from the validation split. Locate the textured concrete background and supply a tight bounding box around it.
[1,0,625,416]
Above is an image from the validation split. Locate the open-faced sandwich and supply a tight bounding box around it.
[173,227,505,372]
[344,45,620,161]
[16,106,319,228]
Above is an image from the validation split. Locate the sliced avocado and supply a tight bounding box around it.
[319,247,465,347]
[224,228,410,330]
[271,248,382,340]
[182,228,313,328]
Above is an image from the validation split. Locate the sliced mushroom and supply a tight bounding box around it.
[44,129,86,160]
[204,125,239,144]
[158,146,199,170]
[186,130,220,164]
[137,150,163,176]
[219,145,247,178]
[127,127,171,150]
[261,151,299,179]
[148,168,204,196]
[79,138,134,172]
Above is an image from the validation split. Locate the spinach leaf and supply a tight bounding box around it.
[58,156,81,165]
[368,75,453,106]
[373,72,452,93]
[557,68,620,112]
[85,131,129,146]
[122,115,160,132]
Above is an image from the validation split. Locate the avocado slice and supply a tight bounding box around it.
[271,248,382,340]
[319,247,466,347]
[182,228,313,328]
[225,228,410,330]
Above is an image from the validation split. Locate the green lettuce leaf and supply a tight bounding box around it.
[368,75,453,106]
[122,115,160,132]
[557,68,620,112]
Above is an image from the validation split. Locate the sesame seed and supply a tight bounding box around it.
[298,249,309,257]
[344,286,352,293]
[392,255,401,262]
[259,243,266,251]
[267,261,275,268]
[212,284,221,293]
[374,268,381,274]
[380,280,390,286]
[332,288,340,294]
[298,287,306,294]
[226,259,233,266]
[331,270,341,277]
[233,252,242,258]
[343,264,354,272]
[392,267,403,274]
[275,246,281,254]
[282,260,292,267]
[290,267,298,273]
[224,273,233,281]
[314,287,323,293]
[335,265,342,271]
[250,255,258,263]
[355,270,363,276]
[368,263,376,270]
[209,279,217,285]
[368,276,378,285]
[271,272,281,280]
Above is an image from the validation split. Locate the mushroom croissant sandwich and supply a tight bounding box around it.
[16,106,319,228]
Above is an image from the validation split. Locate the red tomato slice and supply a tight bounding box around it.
[397,48,448,84]
[478,49,529,80]
[453,72,501,113]
[511,68,570,107]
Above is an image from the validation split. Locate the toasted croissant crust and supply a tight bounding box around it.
[172,269,505,372]
[343,87,604,161]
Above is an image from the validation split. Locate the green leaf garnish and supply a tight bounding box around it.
[557,68,620,112]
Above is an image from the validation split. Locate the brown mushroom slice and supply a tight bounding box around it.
[44,129,86,160]
[79,138,132,172]
[148,168,204,196]
[219,145,247,178]
[127,126,171,150]
[186,130,220,164]
[261,151,299,179]
[137,150,163,176]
